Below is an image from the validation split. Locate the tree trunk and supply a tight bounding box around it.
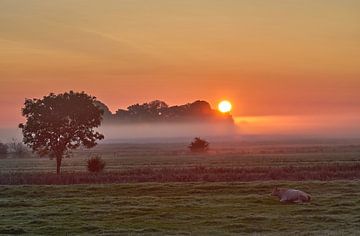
[56,155,62,175]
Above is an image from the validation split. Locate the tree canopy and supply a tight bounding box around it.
[19,91,104,174]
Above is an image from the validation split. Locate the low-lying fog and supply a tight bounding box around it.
[99,123,237,142]
[1,114,359,143]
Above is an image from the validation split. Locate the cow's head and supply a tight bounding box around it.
[270,187,280,197]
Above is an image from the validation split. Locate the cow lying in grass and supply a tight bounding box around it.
[271,187,311,203]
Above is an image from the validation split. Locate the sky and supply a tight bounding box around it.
[0,0,359,137]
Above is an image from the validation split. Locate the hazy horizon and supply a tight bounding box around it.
[1,115,359,142]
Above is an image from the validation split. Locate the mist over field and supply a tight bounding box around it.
[99,120,360,143]
[1,115,360,143]
[98,122,237,142]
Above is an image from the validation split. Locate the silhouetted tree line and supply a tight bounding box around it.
[95,100,234,123]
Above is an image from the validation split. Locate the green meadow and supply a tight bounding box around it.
[1,181,360,235]
[0,141,360,235]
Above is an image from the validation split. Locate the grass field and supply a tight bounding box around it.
[1,181,360,235]
[1,141,360,173]
[0,140,360,235]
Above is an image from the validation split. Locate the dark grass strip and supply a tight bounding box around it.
[1,163,360,185]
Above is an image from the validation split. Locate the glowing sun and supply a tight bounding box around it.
[218,100,232,113]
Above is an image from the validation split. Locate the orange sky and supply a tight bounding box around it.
[0,0,359,136]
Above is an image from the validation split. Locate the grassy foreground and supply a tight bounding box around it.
[1,181,359,235]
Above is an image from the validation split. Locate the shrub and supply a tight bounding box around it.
[87,156,106,173]
[188,137,209,153]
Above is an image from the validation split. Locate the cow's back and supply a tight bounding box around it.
[281,189,310,202]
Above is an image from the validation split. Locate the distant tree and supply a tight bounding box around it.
[188,137,209,153]
[0,141,8,155]
[94,101,113,120]
[148,100,168,117]
[127,103,149,121]
[148,100,168,111]
[125,100,169,121]
[188,101,212,115]
[8,139,30,158]
[87,156,106,173]
[19,91,104,174]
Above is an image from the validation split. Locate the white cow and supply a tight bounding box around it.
[271,187,311,203]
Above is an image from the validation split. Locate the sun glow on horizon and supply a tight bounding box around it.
[218,100,232,113]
